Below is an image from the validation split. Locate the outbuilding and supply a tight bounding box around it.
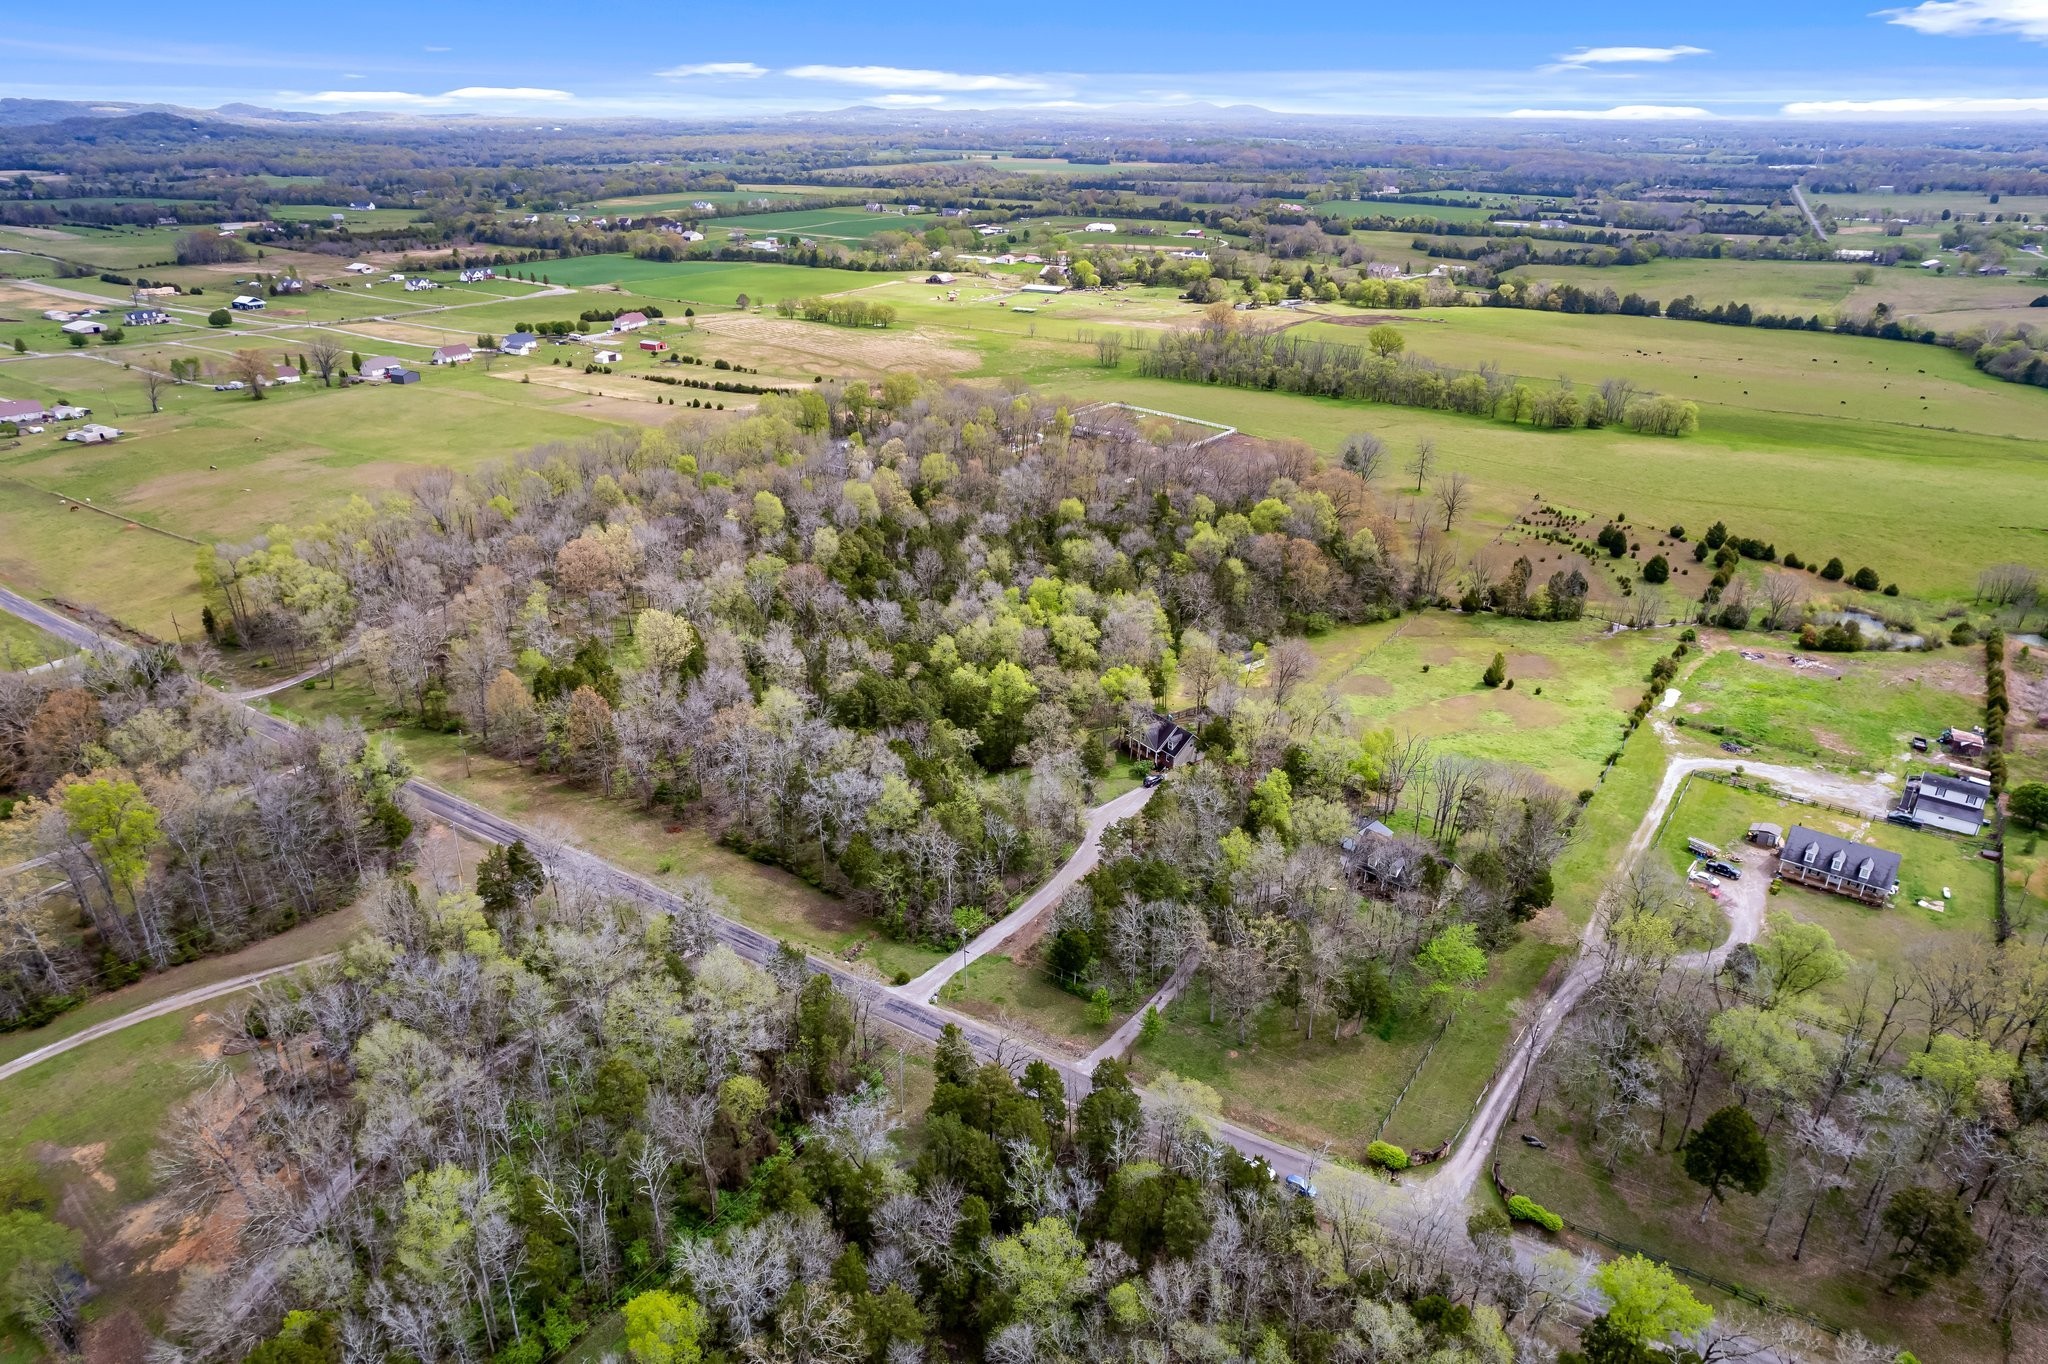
[62,424,122,444]
[1747,822,1783,849]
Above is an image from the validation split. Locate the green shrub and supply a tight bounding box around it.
[1366,1140,1410,1171]
[1506,1194,1563,1232]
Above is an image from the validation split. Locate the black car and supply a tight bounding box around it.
[1142,772,1164,789]
[1886,809,1920,828]
[1706,859,1742,880]
[1910,736,1929,752]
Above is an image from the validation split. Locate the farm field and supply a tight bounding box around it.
[0,358,628,636]
[1503,256,2048,326]
[510,254,899,306]
[1674,647,1980,773]
[1813,190,2048,220]
[1293,613,1668,789]
[711,207,946,240]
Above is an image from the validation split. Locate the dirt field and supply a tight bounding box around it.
[694,312,980,378]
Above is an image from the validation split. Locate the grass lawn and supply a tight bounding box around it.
[1677,648,1980,773]
[940,947,1118,1055]
[1381,936,1567,1148]
[1296,611,1667,789]
[265,669,944,984]
[1133,977,1436,1158]
[0,1007,221,1364]
[1654,775,1998,1014]
[0,610,70,669]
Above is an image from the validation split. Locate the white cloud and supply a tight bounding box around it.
[445,86,572,101]
[1880,0,2048,40]
[784,64,1046,91]
[1507,104,1717,119]
[872,93,947,106]
[296,86,573,106]
[1551,44,1710,67]
[658,61,768,78]
[1783,94,2048,114]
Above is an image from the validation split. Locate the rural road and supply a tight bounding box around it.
[0,588,1888,1259]
[898,782,1154,1001]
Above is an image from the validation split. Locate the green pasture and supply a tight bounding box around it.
[0,224,189,271]
[0,357,623,635]
[1297,612,1668,789]
[1676,649,1979,772]
[1814,190,2048,220]
[711,208,945,241]
[1503,255,2048,325]
[511,255,898,306]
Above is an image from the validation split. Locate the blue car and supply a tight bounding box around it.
[1284,1173,1317,1200]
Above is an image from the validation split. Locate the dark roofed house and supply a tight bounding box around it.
[1898,771,1991,836]
[1778,826,1900,905]
[1342,819,1426,891]
[1126,714,1196,769]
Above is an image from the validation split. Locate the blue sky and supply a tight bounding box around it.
[8,1,2048,121]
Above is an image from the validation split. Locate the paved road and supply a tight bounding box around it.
[0,589,1336,1181]
[898,782,1154,1001]
[1791,185,1827,241]
[0,588,1884,1240]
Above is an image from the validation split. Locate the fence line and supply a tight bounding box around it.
[1373,1018,1450,1139]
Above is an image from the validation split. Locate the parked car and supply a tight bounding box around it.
[1706,860,1742,880]
[1142,772,1164,788]
[1886,810,1921,828]
[1283,1173,1317,1200]
[213,381,245,391]
[1910,736,1930,752]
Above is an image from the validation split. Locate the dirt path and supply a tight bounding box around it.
[1086,948,1200,1066]
[898,783,1155,1001]
[0,956,337,1083]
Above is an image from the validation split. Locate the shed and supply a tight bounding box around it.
[62,424,122,443]
[1747,822,1783,849]
[386,369,420,385]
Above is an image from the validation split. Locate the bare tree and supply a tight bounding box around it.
[1977,563,2038,607]
[1598,376,1639,425]
[1337,431,1386,486]
[138,357,172,413]
[1759,571,1806,631]
[1406,436,1436,493]
[1266,637,1313,704]
[1093,332,1125,368]
[1433,471,1471,532]
[306,335,344,388]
